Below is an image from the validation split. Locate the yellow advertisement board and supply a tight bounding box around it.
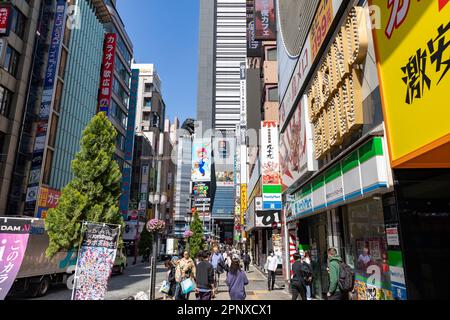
[240,184,247,225]
[370,0,450,167]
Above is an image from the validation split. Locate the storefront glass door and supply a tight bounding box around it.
[309,213,329,299]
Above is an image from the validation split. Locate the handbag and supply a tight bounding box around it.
[181,278,196,295]
[159,280,171,294]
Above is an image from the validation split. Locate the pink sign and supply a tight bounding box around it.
[0,219,31,300]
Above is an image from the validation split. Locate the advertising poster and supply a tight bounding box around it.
[255,0,276,40]
[0,218,32,300]
[272,233,283,265]
[370,0,450,167]
[261,121,282,210]
[72,223,120,300]
[216,171,234,186]
[192,182,210,199]
[191,139,211,182]
[280,96,317,191]
[98,33,117,115]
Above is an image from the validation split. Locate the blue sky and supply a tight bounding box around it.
[117,0,199,124]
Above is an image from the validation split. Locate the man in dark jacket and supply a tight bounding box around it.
[195,251,215,300]
[243,252,251,272]
[291,253,307,300]
[327,247,346,300]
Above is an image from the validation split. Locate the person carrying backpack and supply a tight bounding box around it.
[290,253,307,300]
[327,247,353,300]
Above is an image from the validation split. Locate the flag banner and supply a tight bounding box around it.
[72,222,120,300]
[0,218,32,300]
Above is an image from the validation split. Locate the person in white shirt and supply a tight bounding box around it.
[266,250,278,291]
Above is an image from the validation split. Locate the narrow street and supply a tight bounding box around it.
[21,258,289,301]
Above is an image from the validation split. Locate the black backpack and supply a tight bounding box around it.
[300,262,313,284]
[338,262,355,292]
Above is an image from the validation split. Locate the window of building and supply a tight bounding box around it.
[144,83,153,93]
[151,112,160,128]
[267,47,277,61]
[267,86,278,102]
[9,7,26,39]
[0,86,13,117]
[144,97,152,107]
[3,46,20,77]
[58,48,68,79]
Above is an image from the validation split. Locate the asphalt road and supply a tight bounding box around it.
[24,260,166,300]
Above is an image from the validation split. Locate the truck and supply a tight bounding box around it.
[7,218,127,298]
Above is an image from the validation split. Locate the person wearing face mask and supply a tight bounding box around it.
[266,250,278,291]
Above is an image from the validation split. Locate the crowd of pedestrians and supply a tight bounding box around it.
[160,244,252,300]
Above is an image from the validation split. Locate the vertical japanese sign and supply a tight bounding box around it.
[247,0,262,57]
[37,187,61,219]
[139,164,150,217]
[261,121,282,210]
[119,69,139,218]
[0,5,11,36]
[370,0,450,167]
[240,184,248,225]
[0,218,32,300]
[97,33,117,115]
[191,139,211,182]
[255,0,276,40]
[73,223,120,300]
[25,0,67,214]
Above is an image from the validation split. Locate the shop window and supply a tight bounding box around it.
[342,198,392,300]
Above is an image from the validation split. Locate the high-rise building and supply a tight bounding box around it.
[3,0,112,217]
[0,0,44,216]
[196,0,247,243]
[197,0,247,131]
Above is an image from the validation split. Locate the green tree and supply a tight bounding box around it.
[45,113,124,258]
[189,210,204,259]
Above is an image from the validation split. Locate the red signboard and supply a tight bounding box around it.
[98,33,117,115]
[255,0,276,40]
[0,6,10,35]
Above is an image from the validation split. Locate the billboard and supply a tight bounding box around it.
[255,0,276,40]
[97,33,117,115]
[0,5,11,36]
[370,0,450,168]
[37,187,61,219]
[191,139,211,182]
[280,95,318,191]
[261,121,282,210]
[216,171,234,186]
[192,182,211,199]
[0,218,31,300]
[25,0,67,213]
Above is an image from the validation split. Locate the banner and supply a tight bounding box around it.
[72,223,120,300]
[261,121,282,210]
[191,139,211,182]
[255,0,276,40]
[0,218,32,300]
[370,0,450,168]
[247,0,262,57]
[0,5,11,36]
[97,33,117,115]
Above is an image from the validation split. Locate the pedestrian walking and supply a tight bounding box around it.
[303,251,313,300]
[242,251,251,272]
[226,258,249,300]
[266,250,278,291]
[211,245,226,292]
[163,259,176,300]
[326,247,347,300]
[195,251,215,300]
[175,251,196,300]
[290,252,312,300]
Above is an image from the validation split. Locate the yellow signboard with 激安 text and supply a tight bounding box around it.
[370,0,450,168]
